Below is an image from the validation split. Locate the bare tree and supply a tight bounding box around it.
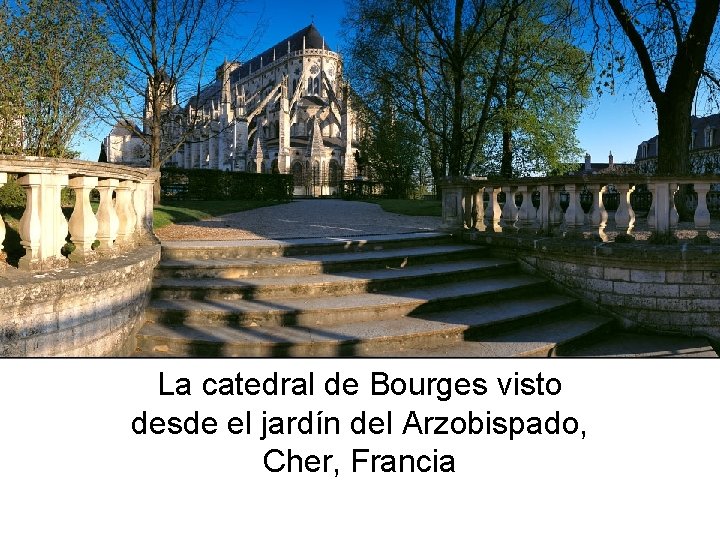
[592,0,720,175]
[100,0,262,201]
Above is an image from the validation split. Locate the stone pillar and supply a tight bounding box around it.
[588,184,608,241]
[647,188,656,233]
[218,129,225,170]
[115,180,138,246]
[549,185,564,233]
[694,182,711,243]
[209,133,216,169]
[18,173,69,271]
[96,178,120,252]
[68,175,99,263]
[441,177,486,230]
[651,182,677,241]
[472,187,486,231]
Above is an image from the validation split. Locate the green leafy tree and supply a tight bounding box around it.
[345,0,589,187]
[361,85,423,198]
[0,0,122,157]
[483,1,590,177]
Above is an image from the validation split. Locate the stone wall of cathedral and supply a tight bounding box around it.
[106,26,361,198]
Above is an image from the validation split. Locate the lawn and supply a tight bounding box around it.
[153,199,286,229]
[361,198,441,217]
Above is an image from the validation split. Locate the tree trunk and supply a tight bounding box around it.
[500,127,513,178]
[656,98,692,175]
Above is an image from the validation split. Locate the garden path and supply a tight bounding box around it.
[155,199,443,241]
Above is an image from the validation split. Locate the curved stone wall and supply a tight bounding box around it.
[0,156,160,357]
[469,233,720,342]
[0,245,160,356]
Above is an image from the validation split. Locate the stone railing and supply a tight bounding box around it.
[442,174,720,243]
[0,157,161,356]
[0,156,158,270]
[442,175,720,342]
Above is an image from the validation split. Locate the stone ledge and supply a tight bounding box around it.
[0,244,160,357]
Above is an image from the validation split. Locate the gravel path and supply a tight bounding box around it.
[155,199,444,241]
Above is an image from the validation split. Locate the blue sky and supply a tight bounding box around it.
[76,0,660,165]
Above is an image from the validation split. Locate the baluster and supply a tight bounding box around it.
[516,185,534,232]
[115,180,138,245]
[588,184,600,227]
[614,183,635,240]
[693,182,710,243]
[596,185,609,241]
[488,187,502,232]
[472,187,486,231]
[68,176,99,262]
[18,173,69,270]
[96,179,120,252]
[563,183,583,237]
[0,173,6,266]
[133,180,146,236]
[501,186,518,232]
[18,174,42,270]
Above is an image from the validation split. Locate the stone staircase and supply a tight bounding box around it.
[134,232,615,357]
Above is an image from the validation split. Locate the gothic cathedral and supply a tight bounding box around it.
[104,25,361,197]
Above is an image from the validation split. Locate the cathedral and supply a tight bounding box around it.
[104,24,361,197]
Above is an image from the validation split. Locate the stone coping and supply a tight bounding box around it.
[0,244,161,304]
[0,155,159,183]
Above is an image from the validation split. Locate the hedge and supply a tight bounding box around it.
[161,167,293,201]
[0,175,25,208]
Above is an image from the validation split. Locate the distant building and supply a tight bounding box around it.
[636,114,720,174]
[104,24,362,197]
[566,152,635,175]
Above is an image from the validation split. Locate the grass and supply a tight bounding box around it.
[360,198,441,217]
[153,199,287,229]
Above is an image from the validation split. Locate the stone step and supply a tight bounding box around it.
[144,274,548,327]
[135,294,580,356]
[388,314,615,357]
[155,244,487,279]
[151,258,518,301]
[556,331,719,357]
[160,232,456,261]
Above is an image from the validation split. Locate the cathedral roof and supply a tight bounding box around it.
[186,25,332,112]
[230,24,331,83]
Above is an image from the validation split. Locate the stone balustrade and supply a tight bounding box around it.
[0,156,159,271]
[441,175,720,342]
[0,157,161,356]
[442,174,720,244]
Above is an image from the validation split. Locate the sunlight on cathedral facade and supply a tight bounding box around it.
[104,24,362,197]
